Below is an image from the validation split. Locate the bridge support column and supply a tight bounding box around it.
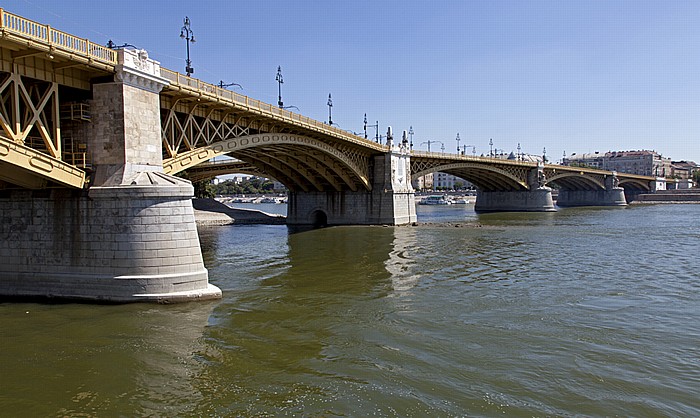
[0,49,221,302]
[556,173,627,207]
[287,146,416,226]
[474,164,556,212]
[474,188,555,212]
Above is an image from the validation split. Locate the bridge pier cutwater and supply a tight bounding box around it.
[0,48,221,302]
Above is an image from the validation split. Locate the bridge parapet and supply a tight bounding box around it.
[159,68,384,152]
[0,8,116,70]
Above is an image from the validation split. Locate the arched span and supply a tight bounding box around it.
[546,172,606,191]
[412,162,529,191]
[163,133,371,192]
[618,178,652,192]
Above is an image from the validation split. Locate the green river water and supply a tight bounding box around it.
[1,203,698,416]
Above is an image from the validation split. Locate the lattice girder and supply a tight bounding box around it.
[161,102,255,159]
[0,71,60,159]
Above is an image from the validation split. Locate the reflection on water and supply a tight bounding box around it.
[0,302,215,416]
[2,204,699,416]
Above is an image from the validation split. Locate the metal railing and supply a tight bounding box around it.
[160,68,385,151]
[0,8,117,66]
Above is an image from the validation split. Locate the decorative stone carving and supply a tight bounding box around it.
[115,48,169,93]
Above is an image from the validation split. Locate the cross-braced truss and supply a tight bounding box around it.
[0,69,85,188]
[0,71,60,158]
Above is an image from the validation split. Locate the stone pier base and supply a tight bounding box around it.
[556,188,627,207]
[0,173,221,303]
[475,188,556,213]
[287,190,416,226]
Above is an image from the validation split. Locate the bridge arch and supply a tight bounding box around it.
[412,162,530,191]
[163,134,371,192]
[545,172,606,191]
[618,178,652,192]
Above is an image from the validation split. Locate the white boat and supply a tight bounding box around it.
[450,196,474,204]
[419,195,452,205]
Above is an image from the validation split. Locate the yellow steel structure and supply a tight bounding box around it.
[0,8,658,194]
[0,9,116,69]
[0,8,116,188]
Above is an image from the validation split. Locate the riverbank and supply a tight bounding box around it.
[192,198,286,225]
[630,189,700,203]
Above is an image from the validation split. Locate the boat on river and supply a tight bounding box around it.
[419,195,452,205]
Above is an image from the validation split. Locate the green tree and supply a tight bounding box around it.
[193,179,216,198]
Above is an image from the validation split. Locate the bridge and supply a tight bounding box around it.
[0,9,657,302]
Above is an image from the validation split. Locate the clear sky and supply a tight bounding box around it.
[9,0,700,163]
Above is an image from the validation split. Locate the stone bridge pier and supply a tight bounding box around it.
[474,164,556,212]
[556,172,627,207]
[286,132,417,226]
[0,49,221,302]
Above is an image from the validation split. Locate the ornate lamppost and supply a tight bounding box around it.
[180,17,195,77]
[327,94,333,125]
[276,66,284,108]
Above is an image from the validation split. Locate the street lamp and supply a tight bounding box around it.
[179,16,195,77]
[517,143,522,161]
[489,138,493,157]
[327,94,333,125]
[463,144,476,156]
[456,133,461,154]
[420,140,444,153]
[276,66,284,108]
[363,114,379,142]
[542,147,547,163]
[408,126,414,150]
[218,80,242,90]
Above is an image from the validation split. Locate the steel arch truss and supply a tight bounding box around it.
[412,160,531,191]
[618,178,652,192]
[185,160,265,182]
[166,134,372,192]
[544,170,607,191]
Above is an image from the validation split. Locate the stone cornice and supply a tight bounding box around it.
[115,49,170,93]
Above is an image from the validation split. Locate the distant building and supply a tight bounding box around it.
[413,172,473,191]
[670,161,698,181]
[562,152,605,169]
[563,150,671,177]
[412,172,433,191]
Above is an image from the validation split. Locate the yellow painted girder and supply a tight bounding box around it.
[0,135,85,188]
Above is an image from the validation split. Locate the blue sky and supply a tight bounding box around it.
[10,0,700,163]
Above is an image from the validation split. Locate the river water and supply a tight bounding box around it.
[1,204,699,416]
